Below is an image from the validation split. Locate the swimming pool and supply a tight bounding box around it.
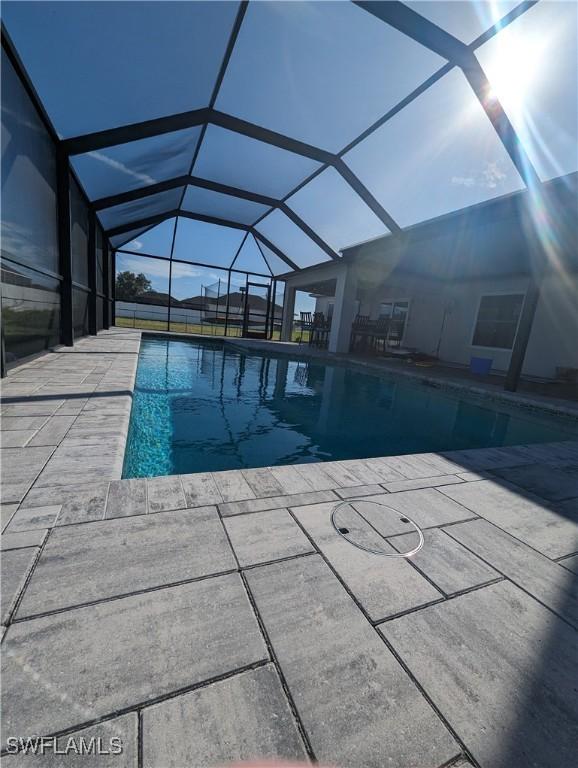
[122,336,578,478]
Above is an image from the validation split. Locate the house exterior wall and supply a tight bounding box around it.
[523,273,578,379]
[366,272,578,379]
[317,271,578,380]
[301,176,578,380]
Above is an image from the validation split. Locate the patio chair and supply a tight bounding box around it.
[387,319,405,348]
[350,314,374,352]
[298,312,313,343]
[372,314,391,354]
[310,312,331,348]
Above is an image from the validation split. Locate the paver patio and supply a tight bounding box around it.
[1,330,578,767]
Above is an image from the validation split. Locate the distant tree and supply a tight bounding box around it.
[115,271,152,301]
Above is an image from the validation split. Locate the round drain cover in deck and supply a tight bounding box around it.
[331,498,424,558]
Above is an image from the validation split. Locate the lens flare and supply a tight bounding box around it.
[483,32,546,115]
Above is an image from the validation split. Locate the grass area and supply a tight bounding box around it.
[116,317,231,336]
[115,316,309,342]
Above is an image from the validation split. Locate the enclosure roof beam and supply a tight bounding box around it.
[178,4,249,222]
[460,56,541,188]
[63,109,399,235]
[253,235,274,277]
[92,175,279,211]
[278,204,340,260]
[251,231,301,273]
[61,108,334,163]
[354,1,471,65]
[95,178,340,260]
[61,109,209,156]
[106,210,298,274]
[468,2,538,50]
[355,0,541,190]
[229,231,250,271]
[334,159,401,234]
[105,209,250,238]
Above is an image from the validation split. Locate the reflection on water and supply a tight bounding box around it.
[123,337,578,477]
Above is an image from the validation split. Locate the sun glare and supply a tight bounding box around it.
[484,31,546,115]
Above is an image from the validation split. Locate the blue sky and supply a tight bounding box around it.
[116,251,234,301]
[4,1,576,277]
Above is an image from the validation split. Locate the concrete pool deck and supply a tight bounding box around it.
[1,328,578,767]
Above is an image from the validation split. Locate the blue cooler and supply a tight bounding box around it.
[470,356,493,375]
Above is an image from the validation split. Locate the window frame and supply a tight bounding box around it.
[470,291,525,351]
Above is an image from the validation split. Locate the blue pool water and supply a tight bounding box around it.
[123,337,578,478]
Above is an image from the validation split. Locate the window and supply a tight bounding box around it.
[472,294,524,349]
[379,300,409,343]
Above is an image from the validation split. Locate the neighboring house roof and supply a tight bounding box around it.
[128,290,282,313]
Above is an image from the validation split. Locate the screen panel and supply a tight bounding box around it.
[70,177,90,287]
[172,217,246,268]
[96,225,104,294]
[253,238,293,276]
[71,127,202,199]
[109,226,151,250]
[115,251,170,329]
[216,0,443,151]
[476,0,578,182]
[2,1,240,136]
[96,296,104,331]
[1,48,59,274]
[256,210,332,269]
[233,234,271,274]
[72,287,90,337]
[193,124,321,198]
[120,219,176,258]
[287,166,388,251]
[1,260,60,363]
[169,263,230,334]
[97,188,183,231]
[344,68,526,227]
[181,185,270,225]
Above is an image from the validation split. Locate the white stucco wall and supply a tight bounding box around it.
[316,271,578,380]
[523,273,578,379]
[365,272,578,379]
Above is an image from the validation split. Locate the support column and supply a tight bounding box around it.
[328,265,357,354]
[87,211,97,335]
[504,276,541,392]
[111,250,116,327]
[57,151,73,346]
[280,284,296,341]
[102,240,110,329]
[269,280,277,340]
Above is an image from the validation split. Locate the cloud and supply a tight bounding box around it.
[87,151,157,186]
[451,176,475,187]
[116,254,170,279]
[116,252,226,284]
[171,263,203,279]
[451,161,509,190]
[482,161,507,189]
[128,240,143,251]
